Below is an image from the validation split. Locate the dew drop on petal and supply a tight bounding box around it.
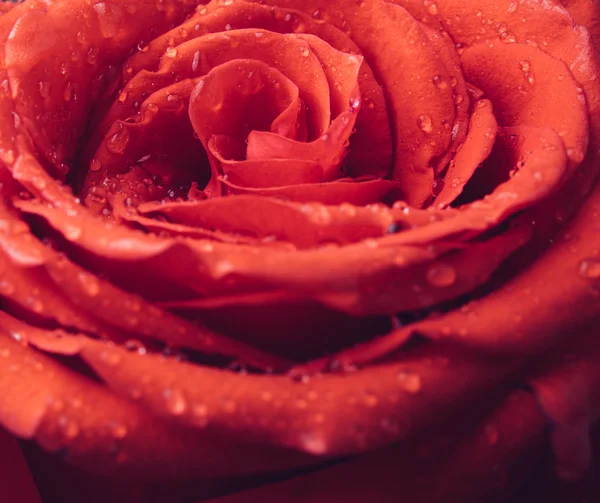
[63,82,73,102]
[27,297,44,314]
[106,123,130,154]
[426,263,456,287]
[77,271,100,296]
[296,398,308,409]
[164,388,187,415]
[64,223,83,241]
[87,46,99,65]
[349,97,361,111]
[89,158,102,172]
[100,350,122,366]
[417,115,433,133]
[59,417,80,439]
[397,371,421,393]
[432,75,447,89]
[38,81,51,99]
[0,280,15,295]
[579,258,600,279]
[109,422,128,439]
[261,391,273,402]
[507,1,518,13]
[191,51,200,72]
[518,59,530,72]
[192,403,209,426]
[362,391,378,407]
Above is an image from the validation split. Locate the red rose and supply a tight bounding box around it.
[0,0,599,501]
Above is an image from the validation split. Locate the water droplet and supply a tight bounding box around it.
[349,97,360,111]
[364,239,379,249]
[100,350,122,366]
[63,82,73,102]
[31,175,47,190]
[164,388,187,415]
[191,50,200,72]
[397,371,422,393]
[124,339,146,354]
[118,91,128,103]
[311,204,332,225]
[106,123,130,154]
[299,46,310,57]
[417,115,433,133]
[38,81,51,99]
[89,158,102,172]
[192,403,209,426]
[49,399,65,413]
[59,417,80,439]
[109,422,128,439]
[26,297,44,313]
[165,46,178,58]
[64,223,83,241]
[87,46,99,65]
[296,398,308,409]
[507,1,518,13]
[579,258,600,279]
[426,263,456,287]
[93,2,123,38]
[0,279,15,296]
[518,59,530,72]
[363,391,378,407]
[432,75,447,89]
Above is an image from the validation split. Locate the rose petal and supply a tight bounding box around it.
[124,0,393,178]
[250,0,458,206]
[75,336,514,456]
[435,99,498,207]
[219,177,401,205]
[203,390,545,503]
[3,0,193,173]
[82,78,208,208]
[461,41,589,165]
[0,330,311,478]
[427,0,600,143]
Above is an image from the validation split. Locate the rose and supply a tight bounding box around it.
[0,0,598,500]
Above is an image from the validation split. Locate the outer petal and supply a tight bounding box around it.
[205,391,546,503]
[0,328,312,479]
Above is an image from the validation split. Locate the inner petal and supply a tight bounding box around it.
[189,58,306,160]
